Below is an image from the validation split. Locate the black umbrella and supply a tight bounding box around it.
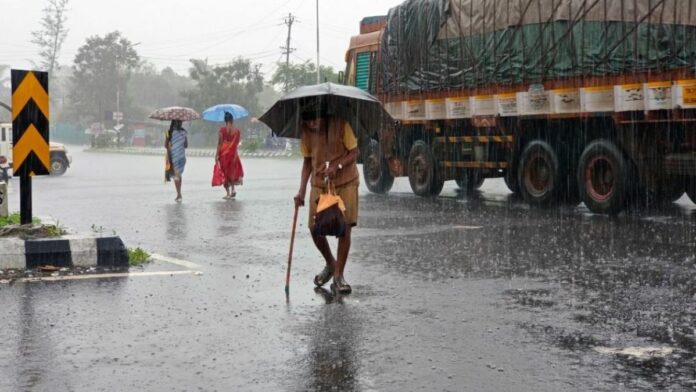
[259,83,393,140]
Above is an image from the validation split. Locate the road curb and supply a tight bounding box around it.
[0,235,129,270]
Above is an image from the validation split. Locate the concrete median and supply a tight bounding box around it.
[0,235,129,271]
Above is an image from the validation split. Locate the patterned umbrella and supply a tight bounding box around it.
[149,107,200,121]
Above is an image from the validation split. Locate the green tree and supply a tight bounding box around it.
[271,61,339,91]
[183,58,264,146]
[31,0,69,76]
[67,31,140,124]
[128,64,194,121]
[184,58,264,113]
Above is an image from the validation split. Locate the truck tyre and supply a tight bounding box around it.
[408,140,444,197]
[456,170,484,192]
[363,139,394,194]
[577,140,628,214]
[518,140,560,206]
[50,157,68,176]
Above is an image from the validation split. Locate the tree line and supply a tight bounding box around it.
[0,0,340,133]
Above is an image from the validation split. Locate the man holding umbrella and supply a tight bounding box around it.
[261,83,392,295]
[294,99,360,294]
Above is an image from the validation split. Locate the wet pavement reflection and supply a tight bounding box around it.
[295,288,361,392]
[1,149,694,391]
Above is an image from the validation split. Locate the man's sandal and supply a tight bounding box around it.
[333,275,352,294]
[313,266,334,287]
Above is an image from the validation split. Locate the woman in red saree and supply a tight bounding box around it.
[215,112,244,199]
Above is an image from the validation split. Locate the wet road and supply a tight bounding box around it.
[1,147,695,391]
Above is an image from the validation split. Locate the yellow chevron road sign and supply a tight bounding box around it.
[12,70,50,176]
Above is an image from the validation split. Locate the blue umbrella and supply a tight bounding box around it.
[202,104,249,122]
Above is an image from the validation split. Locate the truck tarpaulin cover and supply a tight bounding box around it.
[380,0,696,93]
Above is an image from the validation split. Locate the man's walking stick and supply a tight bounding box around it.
[285,203,300,294]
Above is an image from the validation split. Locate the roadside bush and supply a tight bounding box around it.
[128,248,151,266]
[241,138,261,153]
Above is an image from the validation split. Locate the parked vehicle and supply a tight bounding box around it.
[0,123,72,176]
[344,1,696,213]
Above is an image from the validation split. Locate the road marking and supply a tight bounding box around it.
[10,270,202,283]
[150,253,202,270]
[593,346,674,359]
[453,225,483,230]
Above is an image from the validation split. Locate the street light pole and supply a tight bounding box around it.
[316,0,320,84]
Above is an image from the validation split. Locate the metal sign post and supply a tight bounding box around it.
[11,70,50,225]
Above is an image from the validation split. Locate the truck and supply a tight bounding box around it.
[343,0,696,214]
[0,123,72,176]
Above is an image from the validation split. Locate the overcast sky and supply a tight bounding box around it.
[2,0,403,77]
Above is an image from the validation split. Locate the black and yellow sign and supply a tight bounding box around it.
[12,70,50,177]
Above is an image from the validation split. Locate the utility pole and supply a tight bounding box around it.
[281,13,296,92]
[316,0,321,84]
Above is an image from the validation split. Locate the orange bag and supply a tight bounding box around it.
[211,162,225,187]
[312,182,347,237]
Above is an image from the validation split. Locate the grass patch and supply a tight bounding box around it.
[0,213,41,227]
[128,248,151,266]
[45,223,66,237]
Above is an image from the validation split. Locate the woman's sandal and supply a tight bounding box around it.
[313,266,334,287]
[333,275,352,294]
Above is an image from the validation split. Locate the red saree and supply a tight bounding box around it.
[216,127,244,186]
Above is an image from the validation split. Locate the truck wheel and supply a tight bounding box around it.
[362,139,394,194]
[455,170,484,192]
[408,140,444,197]
[577,140,628,214]
[518,140,560,206]
[50,157,68,176]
